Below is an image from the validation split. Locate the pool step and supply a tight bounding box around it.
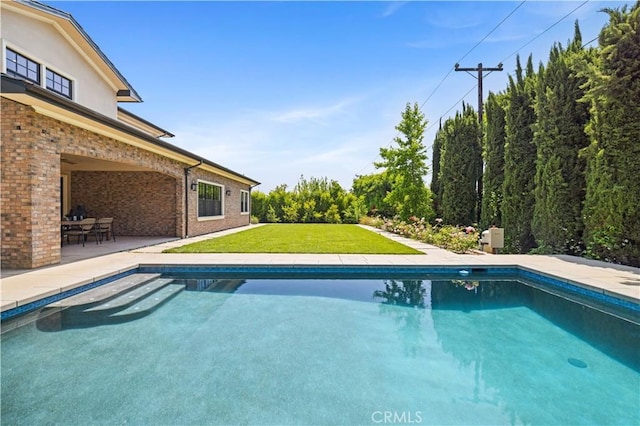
[36,276,185,331]
[110,283,185,317]
[85,278,176,312]
[50,273,164,308]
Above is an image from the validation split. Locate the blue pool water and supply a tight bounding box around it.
[1,274,638,425]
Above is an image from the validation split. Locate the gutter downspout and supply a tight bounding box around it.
[249,183,261,220]
[184,161,202,238]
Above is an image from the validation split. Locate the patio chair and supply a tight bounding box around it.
[63,218,99,247]
[96,217,116,242]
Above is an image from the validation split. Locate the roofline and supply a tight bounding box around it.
[1,75,260,186]
[118,107,175,138]
[12,0,142,102]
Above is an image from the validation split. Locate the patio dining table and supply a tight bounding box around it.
[61,219,81,229]
[61,219,89,230]
[61,218,97,246]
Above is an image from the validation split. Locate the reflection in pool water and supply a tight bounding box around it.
[1,275,638,425]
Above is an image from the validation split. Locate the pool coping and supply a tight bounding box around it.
[1,225,639,316]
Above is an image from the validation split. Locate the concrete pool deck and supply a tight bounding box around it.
[1,224,639,313]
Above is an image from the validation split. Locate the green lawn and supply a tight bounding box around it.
[164,224,422,254]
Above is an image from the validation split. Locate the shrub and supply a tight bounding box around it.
[359,216,384,227]
[266,205,280,223]
[430,226,478,253]
[372,216,479,254]
[324,204,342,224]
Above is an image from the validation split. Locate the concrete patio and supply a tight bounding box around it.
[1,236,179,278]
[1,224,639,314]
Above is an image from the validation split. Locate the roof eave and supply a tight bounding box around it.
[1,75,260,187]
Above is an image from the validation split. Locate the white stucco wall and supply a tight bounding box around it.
[1,8,118,118]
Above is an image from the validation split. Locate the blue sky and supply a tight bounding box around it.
[49,0,633,192]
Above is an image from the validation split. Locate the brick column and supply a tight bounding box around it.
[1,98,61,269]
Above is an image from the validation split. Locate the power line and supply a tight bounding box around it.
[425,84,478,135]
[357,0,590,179]
[355,84,477,178]
[426,1,591,134]
[419,67,455,110]
[499,0,589,65]
[582,35,598,48]
[457,0,527,65]
[419,0,527,110]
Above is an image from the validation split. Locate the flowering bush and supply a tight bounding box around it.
[362,216,479,254]
[359,216,384,228]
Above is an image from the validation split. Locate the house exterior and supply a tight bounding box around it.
[0,0,259,270]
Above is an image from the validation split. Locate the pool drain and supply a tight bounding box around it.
[568,358,587,368]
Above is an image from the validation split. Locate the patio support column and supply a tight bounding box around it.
[1,99,61,268]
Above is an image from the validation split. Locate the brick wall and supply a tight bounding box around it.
[71,171,177,236]
[1,97,253,270]
[186,170,251,237]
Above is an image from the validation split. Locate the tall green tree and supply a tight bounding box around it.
[531,23,591,254]
[430,120,444,218]
[502,55,538,253]
[351,171,394,217]
[578,3,640,266]
[375,102,433,220]
[480,91,507,229]
[439,103,482,225]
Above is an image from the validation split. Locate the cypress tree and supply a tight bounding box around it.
[440,103,482,225]
[531,22,591,254]
[502,55,538,253]
[430,120,444,218]
[480,91,506,229]
[579,3,640,266]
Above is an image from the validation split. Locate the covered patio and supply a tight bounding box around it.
[1,235,178,278]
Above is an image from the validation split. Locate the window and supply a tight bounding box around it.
[241,190,250,214]
[6,48,40,84]
[46,69,72,99]
[198,181,223,218]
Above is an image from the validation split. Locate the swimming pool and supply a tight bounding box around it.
[1,267,638,425]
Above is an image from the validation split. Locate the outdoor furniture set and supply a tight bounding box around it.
[61,217,115,247]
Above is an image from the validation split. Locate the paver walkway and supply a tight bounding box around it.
[1,224,638,313]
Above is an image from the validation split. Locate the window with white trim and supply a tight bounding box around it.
[241,190,250,214]
[198,181,223,218]
[46,69,72,99]
[6,48,40,84]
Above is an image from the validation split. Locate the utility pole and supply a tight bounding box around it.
[454,62,503,223]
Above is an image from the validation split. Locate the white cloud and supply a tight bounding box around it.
[380,1,409,18]
[165,77,435,193]
[270,97,362,124]
[169,96,402,192]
